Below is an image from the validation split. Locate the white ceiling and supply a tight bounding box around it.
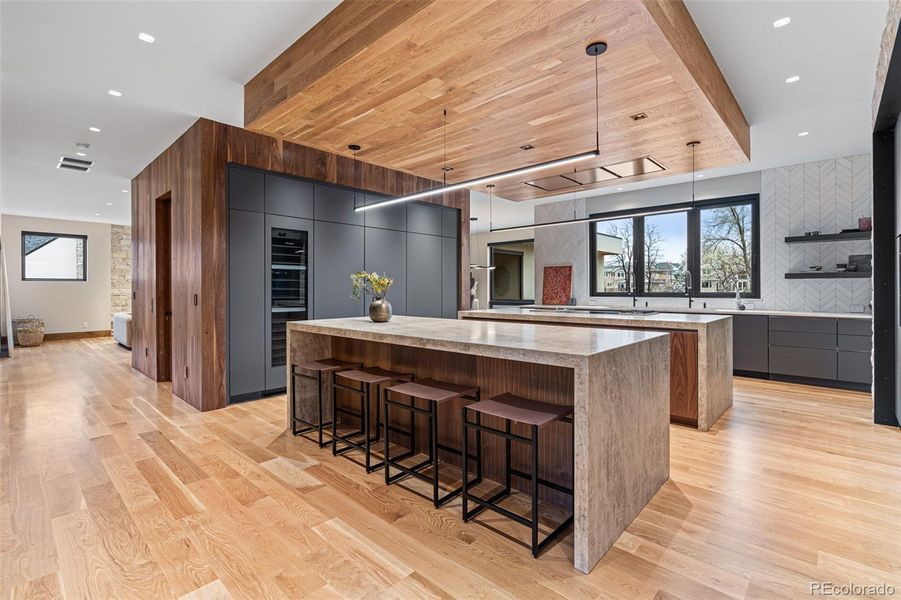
[1,0,339,225]
[1,0,891,229]
[472,0,890,232]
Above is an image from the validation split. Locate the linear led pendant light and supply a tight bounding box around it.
[354,43,607,213]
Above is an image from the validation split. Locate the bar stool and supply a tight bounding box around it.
[462,393,574,558]
[383,378,482,508]
[331,367,413,473]
[291,359,361,447]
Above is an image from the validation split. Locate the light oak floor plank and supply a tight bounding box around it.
[1,337,900,599]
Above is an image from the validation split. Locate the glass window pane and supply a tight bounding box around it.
[593,218,634,294]
[23,233,86,280]
[644,212,687,294]
[700,203,753,294]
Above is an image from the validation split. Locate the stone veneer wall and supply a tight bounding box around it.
[110,225,131,317]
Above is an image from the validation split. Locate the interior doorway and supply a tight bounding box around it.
[155,193,172,381]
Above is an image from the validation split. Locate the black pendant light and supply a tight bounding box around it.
[687,141,700,207]
[349,144,362,210]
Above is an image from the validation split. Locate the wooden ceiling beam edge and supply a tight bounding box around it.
[640,0,750,159]
[244,0,751,202]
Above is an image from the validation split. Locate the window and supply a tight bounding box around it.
[643,212,687,294]
[592,218,634,295]
[489,239,534,305]
[589,194,759,298]
[22,232,87,281]
[699,203,753,294]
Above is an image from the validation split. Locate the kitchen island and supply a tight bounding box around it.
[460,307,733,431]
[287,316,670,573]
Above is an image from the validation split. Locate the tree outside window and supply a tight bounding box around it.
[700,204,753,294]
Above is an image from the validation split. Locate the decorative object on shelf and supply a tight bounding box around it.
[848,254,872,273]
[542,265,573,305]
[841,228,860,233]
[836,263,848,272]
[808,265,823,271]
[12,314,44,347]
[858,216,872,232]
[734,290,746,310]
[350,271,395,322]
[804,230,821,237]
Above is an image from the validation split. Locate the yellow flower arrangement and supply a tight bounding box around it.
[350,271,394,300]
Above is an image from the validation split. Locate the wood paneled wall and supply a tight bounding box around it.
[132,118,469,412]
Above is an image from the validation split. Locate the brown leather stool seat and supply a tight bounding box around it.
[383,378,481,508]
[331,367,413,473]
[462,393,574,558]
[291,358,361,447]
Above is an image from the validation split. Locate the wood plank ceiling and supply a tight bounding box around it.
[245,0,750,201]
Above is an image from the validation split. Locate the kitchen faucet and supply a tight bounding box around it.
[685,270,693,309]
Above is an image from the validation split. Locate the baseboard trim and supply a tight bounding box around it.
[44,330,112,341]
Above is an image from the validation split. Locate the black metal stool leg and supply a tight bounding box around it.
[462,406,470,519]
[331,371,339,456]
[383,386,391,484]
[430,401,439,506]
[504,419,512,494]
[531,423,540,557]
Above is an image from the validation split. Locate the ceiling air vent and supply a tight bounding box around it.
[57,156,93,173]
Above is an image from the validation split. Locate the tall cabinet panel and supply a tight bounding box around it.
[265,215,312,391]
[365,227,407,315]
[228,209,265,398]
[441,236,458,318]
[314,221,365,318]
[407,232,443,317]
[265,174,314,219]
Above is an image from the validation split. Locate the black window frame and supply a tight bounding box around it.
[588,193,760,299]
[488,238,535,306]
[21,231,88,282]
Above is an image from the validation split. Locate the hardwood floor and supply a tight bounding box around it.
[2,338,900,599]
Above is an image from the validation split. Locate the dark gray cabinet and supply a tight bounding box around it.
[441,236,458,318]
[314,221,364,319]
[365,227,406,315]
[265,175,313,219]
[732,314,768,373]
[441,206,459,238]
[407,202,443,236]
[769,346,838,380]
[407,232,443,317]
[229,167,264,212]
[364,196,406,231]
[751,315,873,387]
[314,185,364,226]
[228,209,265,397]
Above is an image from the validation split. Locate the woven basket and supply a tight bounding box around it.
[12,314,45,345]
[16,326,45,347]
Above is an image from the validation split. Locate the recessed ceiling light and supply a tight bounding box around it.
[773,17,791,28]
[94,212,101,216]
[108,89,122,97]
[138,32,155,44]
[785,75,800,84]
[76,152,87,157]
[106,202,113,206]
[617,187,623,191]
[89,126,101,132]
[121,189,129,193]
[697,174,704,178]
[798,131,809,137]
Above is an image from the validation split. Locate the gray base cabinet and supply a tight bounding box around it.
[732,314,768,373]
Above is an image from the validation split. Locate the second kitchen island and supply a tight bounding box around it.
[460,307,733,431]
[287,316,670,573]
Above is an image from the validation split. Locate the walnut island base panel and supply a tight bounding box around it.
[460,308,733,431]
[286,316,670,573]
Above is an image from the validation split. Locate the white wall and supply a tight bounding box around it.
[527,155,872,313]
[1,214,111,333]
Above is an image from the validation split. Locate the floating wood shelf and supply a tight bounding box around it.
[784,231,871,243]
[784,271,870,279]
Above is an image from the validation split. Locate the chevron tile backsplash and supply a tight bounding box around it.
[760,154,872,313]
